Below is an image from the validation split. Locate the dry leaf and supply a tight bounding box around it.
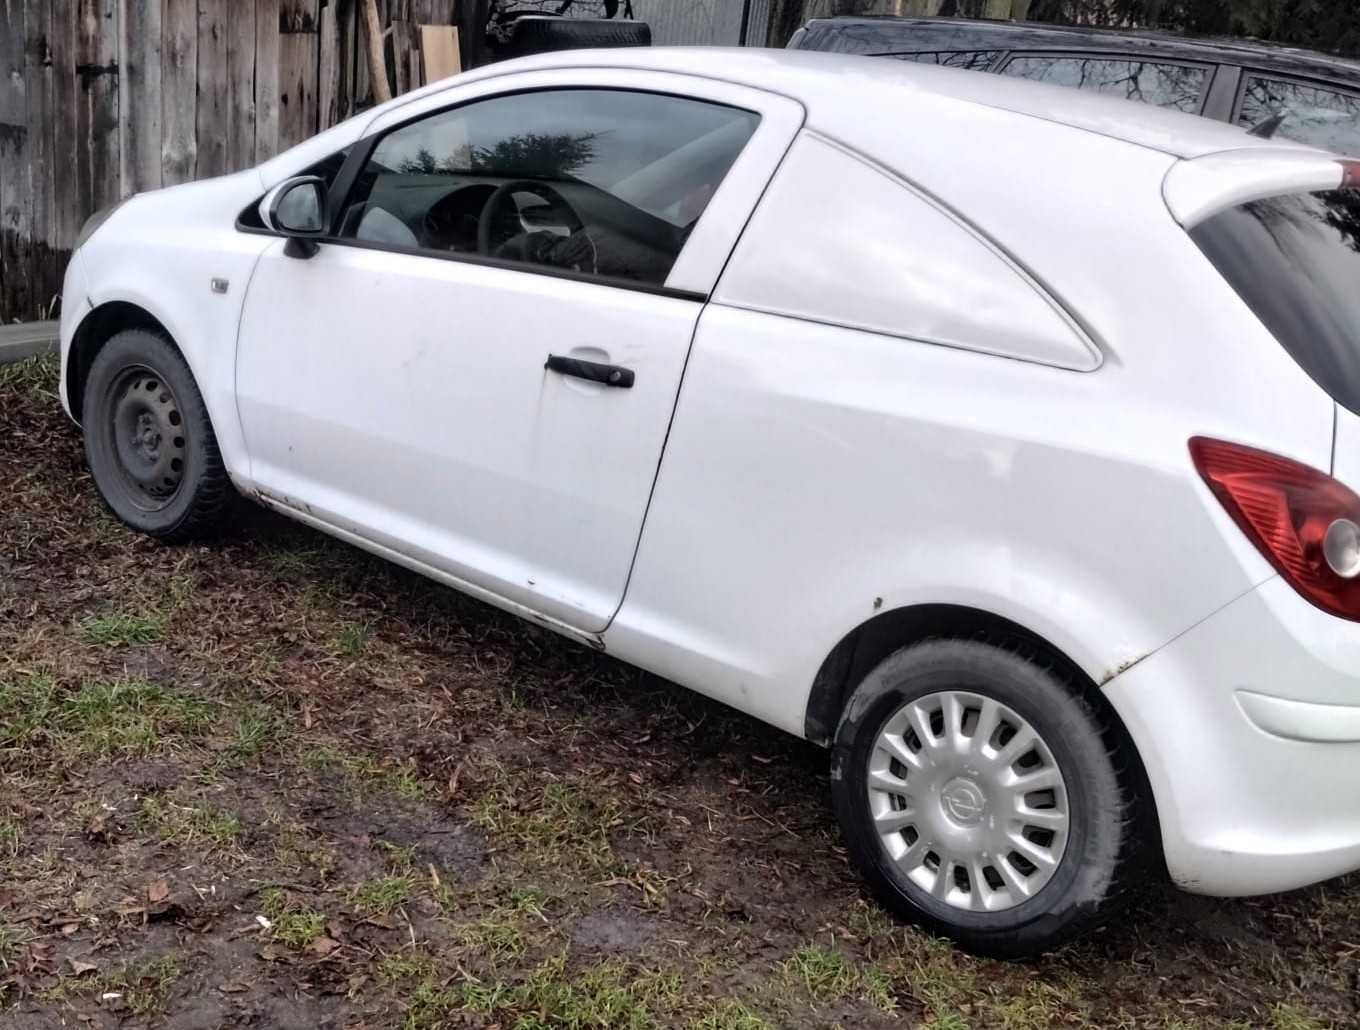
[310,936,339,955]
[147,880,170,904]
[68,959,98,976]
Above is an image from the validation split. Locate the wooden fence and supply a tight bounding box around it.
[0,0,458,323]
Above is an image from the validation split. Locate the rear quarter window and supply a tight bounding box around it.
[1191,188,1360,414]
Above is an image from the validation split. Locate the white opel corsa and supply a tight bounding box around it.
[58,47,1360,956]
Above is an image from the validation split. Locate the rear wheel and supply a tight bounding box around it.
[83,329,234,542]
[831,639,1143,957]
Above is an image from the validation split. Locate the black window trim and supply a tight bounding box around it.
[996,49,1216,116]
[236,83,761,305]
[1229,67,1360,133]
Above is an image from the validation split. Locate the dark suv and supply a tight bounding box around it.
[789,16,1360,155]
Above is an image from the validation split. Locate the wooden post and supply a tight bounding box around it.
[360,0,392,104]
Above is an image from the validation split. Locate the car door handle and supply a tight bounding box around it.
[545,353,635,389]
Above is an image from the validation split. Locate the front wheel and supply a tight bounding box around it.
[831,639,1144,957]
[83,328,235,542]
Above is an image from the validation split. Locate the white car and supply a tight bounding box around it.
[58,47,1360,956]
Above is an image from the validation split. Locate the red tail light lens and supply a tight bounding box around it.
[1190,437,1360,621]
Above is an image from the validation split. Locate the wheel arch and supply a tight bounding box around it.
[67,301,176,426]
[806,602,1164,866]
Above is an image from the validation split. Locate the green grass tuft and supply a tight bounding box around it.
[352,875,414,916]
[0,675,214,758]
[260,888,327,950]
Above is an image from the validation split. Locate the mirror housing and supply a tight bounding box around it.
[260,176,327,258]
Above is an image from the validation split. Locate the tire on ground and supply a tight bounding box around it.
[82,328,235,543]
[830,638,1146,958]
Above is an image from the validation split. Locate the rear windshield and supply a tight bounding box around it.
[1191,188,1360,415]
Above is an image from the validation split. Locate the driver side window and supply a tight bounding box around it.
[337,89,759,287]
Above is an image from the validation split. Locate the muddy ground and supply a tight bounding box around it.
[0,354,1356,1029]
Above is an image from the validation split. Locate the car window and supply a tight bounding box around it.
[337,89,759,287]
[1191,186,1360,415]
[1000,54,1208,112]
[885,51,1001,71]
[1237,75,1360,156]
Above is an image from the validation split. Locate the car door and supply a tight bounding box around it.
[234,70,802,634]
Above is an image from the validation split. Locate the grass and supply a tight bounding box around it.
[46,955,182,1017]
[380,952,436,983]
[260,888,328,950]
[333,618,373,658]
[0,925,31,969]
[777,943,893,1010]
[352,875,415,916]
[76,575,196,648]
[0,674,215,759]
[689,1000,771,1030]
[1272,1004,1330,1030]
[77,609,166,647]
[303,744,429,800]
[464,914,528,961]
[225,701,288,764]
[0,354,57,398]
[471,779,620,873]
[137,795,243,848]
[0,817,18,859]
[397,954,684,1029]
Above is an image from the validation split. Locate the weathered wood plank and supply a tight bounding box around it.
[319,0,356,130]
[120,0,163,195]
[85,0,120,210]
[1,0,32,319]
[195,0,229,178]
[26,0,58,318]
[413,0,455,23]
[225,0,256,173]
[161,0,197,184]
[255,0,280,161]
[277,1,319,150]
[391,18,417,96]
[50,0,80,256]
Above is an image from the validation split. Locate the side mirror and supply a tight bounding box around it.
[260,176,327,258]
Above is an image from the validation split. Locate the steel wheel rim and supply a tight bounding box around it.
[105,364,187,512]
[867,689,1070,913]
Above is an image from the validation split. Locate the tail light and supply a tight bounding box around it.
[1190,437,1360,621]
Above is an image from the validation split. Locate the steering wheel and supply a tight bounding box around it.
[476,179,596,274]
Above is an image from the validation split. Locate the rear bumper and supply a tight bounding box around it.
[1105,576,1360,896]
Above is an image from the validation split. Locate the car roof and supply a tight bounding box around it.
[795,16,1360,86]
[438,46,1312,161]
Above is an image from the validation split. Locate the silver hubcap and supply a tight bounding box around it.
[867,690,1069,912]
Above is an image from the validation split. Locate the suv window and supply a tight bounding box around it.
[338,89,758,287]
[1237,75,1360,155]
[886,50,1001,70]
[1191,187,1360,414]
[1000,54,1208,112]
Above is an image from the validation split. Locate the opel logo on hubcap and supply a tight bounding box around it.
[941,778,987,827]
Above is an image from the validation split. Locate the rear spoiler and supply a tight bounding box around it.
[1164,148,1352,228]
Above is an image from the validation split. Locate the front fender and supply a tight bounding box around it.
[74,172,275,484]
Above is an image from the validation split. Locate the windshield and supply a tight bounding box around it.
[1191,187,1360,415]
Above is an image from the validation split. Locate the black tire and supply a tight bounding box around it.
[82,328,235,543]
[495,17,651,60]
[830,639,1144,958]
